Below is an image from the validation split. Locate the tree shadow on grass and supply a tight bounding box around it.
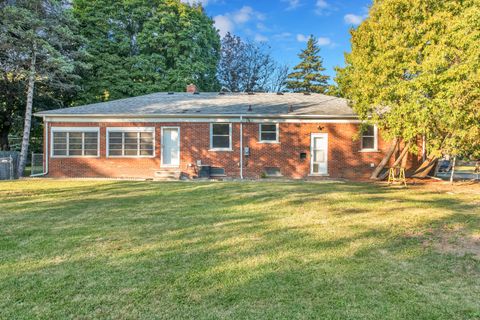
[0,181,479,319]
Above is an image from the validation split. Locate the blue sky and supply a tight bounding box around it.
[184,0,372,83]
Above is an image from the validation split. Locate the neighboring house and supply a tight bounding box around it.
[34,88,421,180]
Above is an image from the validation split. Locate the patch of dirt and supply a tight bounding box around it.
[422,226,480,259]
[405,179,480,195]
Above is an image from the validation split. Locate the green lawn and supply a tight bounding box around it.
[1,180,479,319]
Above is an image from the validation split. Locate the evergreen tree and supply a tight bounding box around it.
[73,0,220,104]
[286,36,330,93]
[0,0,87,175]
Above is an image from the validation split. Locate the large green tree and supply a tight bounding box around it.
[0,0,87,175]
[336,0,480,173]
[286,36,330,93]
[73,0,220,104]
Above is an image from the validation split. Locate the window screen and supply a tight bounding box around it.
[52,130,98,157]
[108,130,154,157]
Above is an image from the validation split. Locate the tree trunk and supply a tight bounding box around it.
[379,142,411,180]
[370,137,399,180]
[0,126,10,151]
[17,44,37,178]
[450,156,456,184]
[412,156,438,178]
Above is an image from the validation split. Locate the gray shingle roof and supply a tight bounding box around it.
[35,92,356,118]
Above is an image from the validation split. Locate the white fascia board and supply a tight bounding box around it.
[39,113,358,119]
[43,114,360,123]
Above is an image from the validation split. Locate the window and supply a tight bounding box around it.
[107,128,155,157]
[259,124,279,143]
[210,167,226,176]
[51,128,99,157]
[361,125,378,151]
[210,123,231,150]
[264,167,282,177]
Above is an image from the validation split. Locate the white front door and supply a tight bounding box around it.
[311,133,328,175]
[162,127,180,167]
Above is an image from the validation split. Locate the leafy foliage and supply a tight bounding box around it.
[336,0,480,158]
[0,0,87,151]
[73,0,221,104]
[286,36,330,93]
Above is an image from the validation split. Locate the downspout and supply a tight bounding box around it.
[239,115,243,179]
[45,118,49,175]
[30,116,48,177]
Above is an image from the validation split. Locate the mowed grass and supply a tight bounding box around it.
[0,180,479,320]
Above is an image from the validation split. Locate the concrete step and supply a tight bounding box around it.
[154,169,181,181]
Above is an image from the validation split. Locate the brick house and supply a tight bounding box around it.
[34,91,420,180]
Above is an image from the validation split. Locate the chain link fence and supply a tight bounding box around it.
[31,153,45,176]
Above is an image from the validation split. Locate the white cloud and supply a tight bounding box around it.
[282,0,301,10]
[297,34,333,47]
[315,0,336,15]
[344,13,365,25]
[273,32,292,40]
[317,37,331,46]
[214,15,234,37]
[316,0,328,9]
[214,6,266,38]
[233,6,253,24]
[256,22,269,32]
[296,34,310,42]
[232,6,264,24]
[254,34,269,42]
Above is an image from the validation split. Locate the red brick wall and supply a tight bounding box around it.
[44,121,422,180]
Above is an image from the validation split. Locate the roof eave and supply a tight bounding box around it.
[35,113,358,119]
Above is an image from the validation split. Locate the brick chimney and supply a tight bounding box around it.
[186,83,197,93]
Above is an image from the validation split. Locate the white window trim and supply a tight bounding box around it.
[210,123,232,151]
[50,127,100,158]
[259,123,279,143]
[106,127,156,158]
[360,125,378,152]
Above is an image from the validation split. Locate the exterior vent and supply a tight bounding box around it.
[218,92,225,95]
[168,92,174,95]
[248,105,253,112]
[276,92,284,95]
[247,92,255,95]
[193,91,200,95]
[303,92,311,95]
[264,167,282,177]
